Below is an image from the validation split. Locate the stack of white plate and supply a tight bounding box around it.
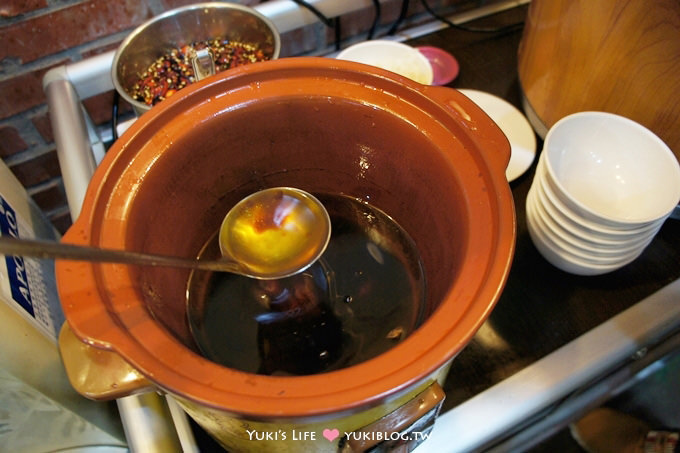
[526,112,680,275]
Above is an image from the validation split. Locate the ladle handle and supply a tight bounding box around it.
[0,236,240,273]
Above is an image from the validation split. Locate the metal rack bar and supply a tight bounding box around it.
[423,278,680,452]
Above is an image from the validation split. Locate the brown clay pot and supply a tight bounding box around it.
[56,57,515,451]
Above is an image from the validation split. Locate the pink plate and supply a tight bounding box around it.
[416,46,460,85]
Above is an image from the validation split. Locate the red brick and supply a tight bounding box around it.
[0,0,47,18]
[332,5,377,42]
[0,125,28,157]
[326,0,436,44]
[81,89,134,127]
[81,40,124,59]
[31,112,53,143]
[82,90,114,126]
[8,149,61,187]
[280,25,321,57]
[161,0,261,9]
[0,60,69,120]
[29,181,67,212]
[0,1,153,64]
[326,1,416,45]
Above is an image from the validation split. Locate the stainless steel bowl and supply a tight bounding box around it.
[112,2,280,115]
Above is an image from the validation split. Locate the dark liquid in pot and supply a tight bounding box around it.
[186,193,426,375]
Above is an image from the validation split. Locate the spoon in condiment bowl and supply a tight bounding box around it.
[0,187,331,280]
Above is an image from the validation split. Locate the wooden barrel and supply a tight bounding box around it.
[518,0,680,162]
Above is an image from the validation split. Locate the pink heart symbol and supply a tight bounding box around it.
[323,428,340,442]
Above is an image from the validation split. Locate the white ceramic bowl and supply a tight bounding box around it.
[533,176,660,250]
[528,188,654,257]
[524,111,680,275]
[526,195,643,275]
[336,40,434,85]
[542,112,680,227]
[539,163,666,234]
[534,158,665,239]
[527,187,651,262]
[526,211,640,275]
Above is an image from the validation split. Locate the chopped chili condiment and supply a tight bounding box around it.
[131,38,269,106]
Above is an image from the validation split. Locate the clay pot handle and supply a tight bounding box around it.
[59,322,154,400]
[423,85,511,177]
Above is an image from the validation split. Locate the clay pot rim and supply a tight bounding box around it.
[58,57,515,419]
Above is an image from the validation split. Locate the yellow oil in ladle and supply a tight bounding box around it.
[0,187,330,280]
[219,187,331,279]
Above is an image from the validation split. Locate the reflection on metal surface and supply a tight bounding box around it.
[117,393,183,453]
[190,48,216,81]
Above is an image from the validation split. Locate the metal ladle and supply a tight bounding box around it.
[0,187,331,280]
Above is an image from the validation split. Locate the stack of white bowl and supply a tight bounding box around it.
[526,112,680,275]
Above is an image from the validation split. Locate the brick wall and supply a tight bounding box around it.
[1,0,493,234]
